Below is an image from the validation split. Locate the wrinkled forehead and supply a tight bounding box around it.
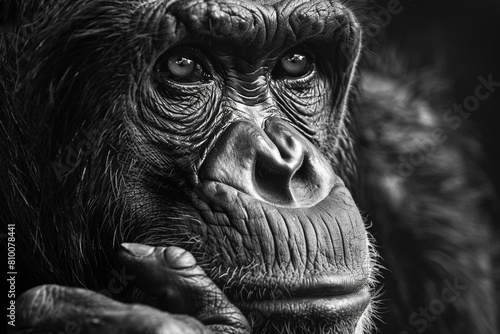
[148,0,360,56]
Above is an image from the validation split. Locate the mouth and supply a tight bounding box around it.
[192,172,372,325]
[227,274,371,323]
[236,287,370,320]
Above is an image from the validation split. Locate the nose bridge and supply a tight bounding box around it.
[226,71,269,100]
[222,51,270,96]
[223,77,277,128]
[226,74,270,100]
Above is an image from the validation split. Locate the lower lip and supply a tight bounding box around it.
[235,288,370,320]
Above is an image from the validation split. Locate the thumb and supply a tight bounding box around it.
[117,243,250,332]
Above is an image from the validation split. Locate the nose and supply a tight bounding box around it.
[199,118,337,207]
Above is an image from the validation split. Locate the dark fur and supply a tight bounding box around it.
[354,59,498,332]
[1,0,497,333]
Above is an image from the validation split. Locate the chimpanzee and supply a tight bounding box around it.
[1,0,497,333]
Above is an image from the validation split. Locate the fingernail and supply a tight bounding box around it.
[121,243,155,257]
[164,246,196,269]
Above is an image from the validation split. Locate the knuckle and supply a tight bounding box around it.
[17,284,61,327]
[18,284,57,308]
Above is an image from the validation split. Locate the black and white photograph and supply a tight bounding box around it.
[2,0,499,333]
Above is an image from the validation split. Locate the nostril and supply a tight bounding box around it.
[253,152,319,205]
[254,156,295,204]
[290,155,320,194]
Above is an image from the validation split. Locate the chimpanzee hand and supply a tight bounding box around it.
[12,244,250,334]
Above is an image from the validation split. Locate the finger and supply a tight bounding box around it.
[12,284,208,334]
[118,243,250,332]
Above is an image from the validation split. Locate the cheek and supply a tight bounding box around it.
[271,78,334,140]
[159,85,220,128]
[135,82,223,148]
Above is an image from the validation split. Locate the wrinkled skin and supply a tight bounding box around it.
[4,0,374,333]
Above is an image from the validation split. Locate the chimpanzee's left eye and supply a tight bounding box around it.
[156,49,212,84]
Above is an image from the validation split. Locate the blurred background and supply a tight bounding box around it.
[372,0,500,211]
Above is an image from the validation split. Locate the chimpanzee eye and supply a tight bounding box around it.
[156,50,212,84]
[273,49,314,79]
[281,53,309,75]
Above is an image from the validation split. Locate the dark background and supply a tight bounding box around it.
[373,0,500,210]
